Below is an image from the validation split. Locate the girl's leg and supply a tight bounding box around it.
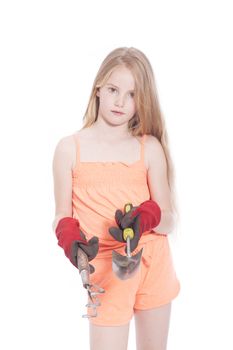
[89,321,130,350]
[134,302,172,350]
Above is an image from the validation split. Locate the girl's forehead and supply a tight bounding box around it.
[105,68,135,89]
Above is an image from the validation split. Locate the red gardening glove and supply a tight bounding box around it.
[127,200,161,235]
[109,200,161,253]
[55,217,99,273]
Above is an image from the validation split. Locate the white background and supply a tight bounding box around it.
[1,0,232,349]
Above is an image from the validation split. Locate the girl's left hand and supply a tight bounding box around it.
[108,200,161,253]
[108,206,141,253]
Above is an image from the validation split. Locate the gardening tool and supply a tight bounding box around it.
[77,246,105,318]
[112,203,143,280]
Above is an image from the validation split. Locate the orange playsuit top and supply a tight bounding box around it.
[72,133,162,258]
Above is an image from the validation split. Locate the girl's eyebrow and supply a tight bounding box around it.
[106,83,135,92]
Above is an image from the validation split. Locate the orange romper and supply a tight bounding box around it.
[72,132,180,326]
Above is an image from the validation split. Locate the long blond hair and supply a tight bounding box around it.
[81,47,180,234]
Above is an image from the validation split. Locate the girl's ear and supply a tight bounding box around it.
[96,88,100,97]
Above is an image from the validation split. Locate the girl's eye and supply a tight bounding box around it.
[108,87,117,93]
[108,87,134,98]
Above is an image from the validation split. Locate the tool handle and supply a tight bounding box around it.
[123,203,135,242]
[124,203,133,214]
[77,247,90,287]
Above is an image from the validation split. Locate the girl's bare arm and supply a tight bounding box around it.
[146,135,176,234]
[52,135,75,232]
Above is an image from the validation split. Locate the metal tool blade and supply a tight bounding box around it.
[111,203,143,280]
[112,245,143,280]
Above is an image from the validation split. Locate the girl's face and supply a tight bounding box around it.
[96,66,136,126]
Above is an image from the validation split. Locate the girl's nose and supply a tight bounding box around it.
[115,95,125,107]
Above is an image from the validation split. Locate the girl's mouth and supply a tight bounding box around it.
[111,110,125,115]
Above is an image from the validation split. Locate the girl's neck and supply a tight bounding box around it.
[89,119,132,143]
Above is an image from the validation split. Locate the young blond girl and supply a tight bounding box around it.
[52,47,181,350]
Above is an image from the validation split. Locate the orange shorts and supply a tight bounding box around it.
[87,235,181,326]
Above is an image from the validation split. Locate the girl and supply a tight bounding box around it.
[52,47,181,350]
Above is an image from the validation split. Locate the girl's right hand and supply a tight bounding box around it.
[71,235,99,273]
[55,217,99,272]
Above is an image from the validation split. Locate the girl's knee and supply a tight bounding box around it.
[89,321,130,350]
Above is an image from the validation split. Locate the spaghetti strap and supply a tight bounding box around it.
[72,132,147,168]
[72,133,80,168]
[140,134,147,163]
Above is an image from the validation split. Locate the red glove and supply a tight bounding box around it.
[55,217,99,272]
[109,200,161,253]
[128,199,161,237]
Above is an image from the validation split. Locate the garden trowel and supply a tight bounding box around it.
[112,203,143,280]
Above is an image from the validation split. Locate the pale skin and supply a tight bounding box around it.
[52,66,175,349]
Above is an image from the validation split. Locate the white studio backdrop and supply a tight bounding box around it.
[0,0,233,349]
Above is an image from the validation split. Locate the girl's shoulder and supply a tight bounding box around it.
[53,133,77,172]
[53,130,86,171]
